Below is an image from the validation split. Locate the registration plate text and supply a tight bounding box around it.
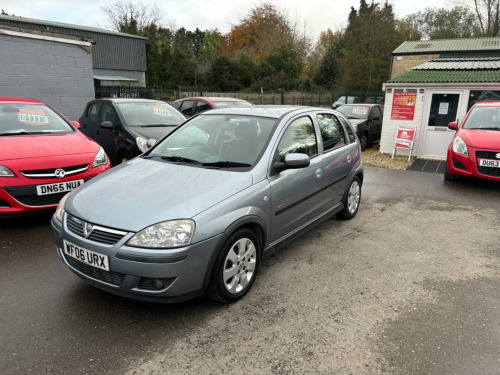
[478,159,500,168]
[36,179,83,196]
[63,240,109,271]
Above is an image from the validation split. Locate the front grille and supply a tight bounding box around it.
[476,151,500,159]
[20,164,89,178]
[476,151,500,177]
[477,166,500,177]
[0,199,10,207]
[4,178,91,207]
[6,190,67,206]
[66,215,127,245]
[64,254,125,286]
[138,277,176,291]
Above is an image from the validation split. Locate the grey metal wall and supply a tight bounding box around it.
[0,33,94,120]
[0,16,146,72]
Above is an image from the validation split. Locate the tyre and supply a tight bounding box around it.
[208,229,260,303]
[360,134,368,151]
[336,176,361,220]
[120,153,131,164]
[444,167,456,181]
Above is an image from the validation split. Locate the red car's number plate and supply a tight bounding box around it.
[478,159,500,168]
[36,179,84,196]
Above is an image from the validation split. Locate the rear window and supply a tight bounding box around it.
[0,104,73,136]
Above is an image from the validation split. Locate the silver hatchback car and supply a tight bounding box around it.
[51,106,363,303]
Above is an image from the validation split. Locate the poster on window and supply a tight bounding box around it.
[391,89,417,121]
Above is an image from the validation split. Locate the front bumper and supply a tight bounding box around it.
[51,214,222,303]
[447,147,500,181]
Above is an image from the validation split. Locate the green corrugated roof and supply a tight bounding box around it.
[393,38,500,55]
[415,58,500,70]
[388,69,500,83]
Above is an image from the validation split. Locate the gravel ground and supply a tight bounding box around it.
[362,146,415,170]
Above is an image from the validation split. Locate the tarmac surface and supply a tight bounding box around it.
[1,167,499,375]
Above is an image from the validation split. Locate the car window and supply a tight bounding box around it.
[179,100,195,116]
[195,101,211,114]
[277,116,317,162]
[336,105,370,119]
[337,115,356,143]
[316,114,346,152]
[100,104,118,126]
[88,103,101,121]
[370,106,381,119]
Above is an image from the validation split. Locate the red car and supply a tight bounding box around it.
[0,97,111,217]
[173,97,253,118]
[445,101,500,181]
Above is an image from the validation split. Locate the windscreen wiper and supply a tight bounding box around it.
[0,131,47,136]
[141,124,176,127]
[201,161,251,168]
[161,156,200,164]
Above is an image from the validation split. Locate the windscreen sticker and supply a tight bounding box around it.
[18,108,50,125]
[153,105,171,118]
[352,107,368,115]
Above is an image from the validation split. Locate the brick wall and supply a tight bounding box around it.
[0,33,94,120]
[391,54,440,80]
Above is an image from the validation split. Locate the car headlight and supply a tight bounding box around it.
[452,136,468,156]
[0,165,15,177]
[55,193,70,222]
[93,147,108,168]
[127,219,195,249]
[136,137,148,153]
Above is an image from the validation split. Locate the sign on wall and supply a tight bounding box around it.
[391,89,417,121]
[392,126,416,161]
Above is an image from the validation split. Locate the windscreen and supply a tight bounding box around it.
[462,106,500,130]
[115,102,186,127]
[149,114,277,167]
[336,105,370,119]
[0,104,74,136]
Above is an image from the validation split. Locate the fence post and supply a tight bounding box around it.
[281,90,284,105]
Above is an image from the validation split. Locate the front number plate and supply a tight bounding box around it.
[478,159,500,168]
[36,179,83,196]
[63,240,109,271]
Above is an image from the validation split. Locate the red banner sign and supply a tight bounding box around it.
[395,126,416,149]
[391,89,417,121]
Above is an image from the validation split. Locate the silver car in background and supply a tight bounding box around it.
[51,106,363,303]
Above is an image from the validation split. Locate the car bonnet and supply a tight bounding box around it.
[65,157,254,232]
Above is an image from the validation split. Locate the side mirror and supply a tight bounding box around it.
[70,121,81,129]
[448,121,458,130]
[101,121,113,129]
[146,139,157,149]
[273,153,310,173]
[370,116,380,121]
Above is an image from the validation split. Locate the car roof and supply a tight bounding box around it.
[99,98,168,104]
[197,105,325,119]
[174,97,249,103]
[337,103,380,107]
[473,100,500,107]
[0,97,44,105]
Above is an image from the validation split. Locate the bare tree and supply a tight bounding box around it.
[101,0,166,31]
[448,0,500,35]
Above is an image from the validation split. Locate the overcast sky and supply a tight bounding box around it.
[3,0,450,39]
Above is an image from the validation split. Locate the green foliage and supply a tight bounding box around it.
[341,0,400,92]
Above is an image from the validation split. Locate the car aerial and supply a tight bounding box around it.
[51,105,363,303]
[173,97,253,118]
[0,97,110,217]
[445,101,500,182]
[79,98,186,165]
[335,104,384,150]
[332,96,359,109]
